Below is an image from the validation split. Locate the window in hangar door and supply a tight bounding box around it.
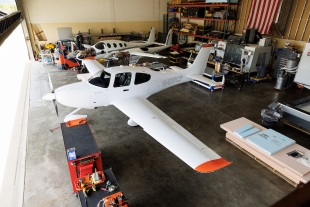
[57,27,74,40]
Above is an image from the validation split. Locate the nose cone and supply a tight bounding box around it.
[55,82,91,108]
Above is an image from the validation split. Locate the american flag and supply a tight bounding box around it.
[246,0,282,34]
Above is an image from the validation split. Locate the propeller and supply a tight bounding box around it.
[53,99,59,117]
[46,73,58,117]
[48,73,54,93]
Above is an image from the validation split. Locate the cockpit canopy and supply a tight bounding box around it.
[89,69,151,88]
[89,69,111,88]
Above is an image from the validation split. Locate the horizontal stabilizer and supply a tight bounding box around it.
[168,66,183,71]
[77,73,92,81]
[82,60,105,76]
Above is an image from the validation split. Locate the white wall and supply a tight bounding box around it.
[26,0,169,23]
[24,0,170,43]
[0,24,30,202]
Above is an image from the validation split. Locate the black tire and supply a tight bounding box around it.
[81,68,88,73]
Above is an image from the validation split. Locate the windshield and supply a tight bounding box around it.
[89,70,111,88]
[95,42,107,53]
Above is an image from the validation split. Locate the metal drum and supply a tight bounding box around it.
[275,76,288,90]
[286,59,298,69]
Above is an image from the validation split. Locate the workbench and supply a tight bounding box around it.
[220,117,310,187]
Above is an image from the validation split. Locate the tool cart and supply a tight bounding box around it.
[61,121,128,207]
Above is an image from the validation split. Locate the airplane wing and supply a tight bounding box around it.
[112,97,232,173]
[82,60,105,76]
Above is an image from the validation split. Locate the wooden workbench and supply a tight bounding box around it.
[220,117,310,187]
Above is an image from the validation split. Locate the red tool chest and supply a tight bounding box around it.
[61,123,103,193]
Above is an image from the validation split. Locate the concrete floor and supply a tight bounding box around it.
[24,59,310,207]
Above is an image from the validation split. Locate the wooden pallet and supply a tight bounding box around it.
[226,137,300,187]
[250,76,272,83]
[285,121,310,135]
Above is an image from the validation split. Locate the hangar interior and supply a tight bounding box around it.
[1,0,310,206]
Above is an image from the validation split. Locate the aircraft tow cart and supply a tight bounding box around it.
[61,120,129,207]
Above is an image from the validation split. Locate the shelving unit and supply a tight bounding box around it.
[169,51,180,66]
[40,49,54,66]
[167,2,238,42]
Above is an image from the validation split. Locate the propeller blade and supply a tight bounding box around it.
[48,73,54,93]
[53,99,59,117]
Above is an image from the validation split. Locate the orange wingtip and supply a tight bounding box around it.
[195,158,232,173]
[202,44,213,48]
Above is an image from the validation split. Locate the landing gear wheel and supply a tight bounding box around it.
[81,68,88,73]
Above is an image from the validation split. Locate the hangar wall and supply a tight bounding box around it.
[22,0,309,51]
[24,0,170,43]
[235,0,310,51]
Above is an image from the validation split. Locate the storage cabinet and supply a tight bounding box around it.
[167,2,238,42]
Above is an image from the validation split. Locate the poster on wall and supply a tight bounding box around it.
[57,27,73,40]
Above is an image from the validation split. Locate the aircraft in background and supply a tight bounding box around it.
[83,27,156,54]
[43,44,232,173]
[81,27,173,63]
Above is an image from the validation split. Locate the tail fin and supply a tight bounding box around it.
[184,44,212,75]
[147,27,155,43]
[165,29,173,46]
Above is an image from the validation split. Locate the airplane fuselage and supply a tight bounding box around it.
[55,66,191,109]
[90,40,154,55]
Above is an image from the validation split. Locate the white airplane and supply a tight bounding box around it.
[43,44,232,173]
[82,27,173,62]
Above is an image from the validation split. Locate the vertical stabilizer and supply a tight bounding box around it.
[165,29,173,45]
[165,29,173,46]
[147,27,155,43]
[184,44,212,75]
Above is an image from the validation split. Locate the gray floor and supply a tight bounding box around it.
[24,60,310,207]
